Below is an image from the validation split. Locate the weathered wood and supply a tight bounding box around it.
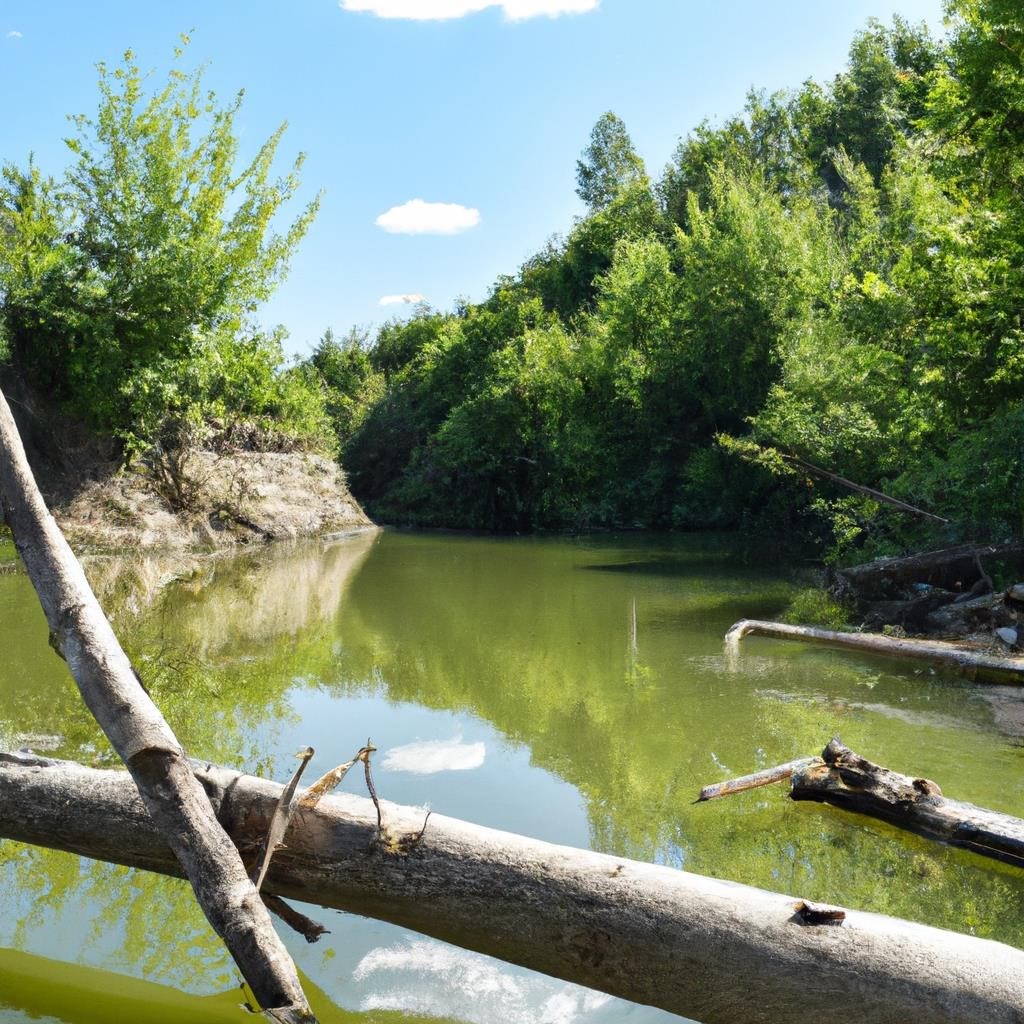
[697,757,818,802]
[791,739,1024,867]
[1,752,1023,1024]
[836,544,1024,601]
[0,388,315,1022]
[697,740,1024,869]
[726,618,1024,683]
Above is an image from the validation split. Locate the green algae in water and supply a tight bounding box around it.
[0,531,1022,1023]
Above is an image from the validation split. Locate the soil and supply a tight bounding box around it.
[0,373,373,553]
[55,449,374,552]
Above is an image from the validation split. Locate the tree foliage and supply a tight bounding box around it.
[0,42,327,459]
[319,4,1024,551]
[575,111,648,212]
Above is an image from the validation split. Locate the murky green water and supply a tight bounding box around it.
[1,530,1023,1023]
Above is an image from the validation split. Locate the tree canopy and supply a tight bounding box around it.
[310,3,1024,555]
[0,42,329,459]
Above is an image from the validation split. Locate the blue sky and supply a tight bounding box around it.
[0,0,947,358]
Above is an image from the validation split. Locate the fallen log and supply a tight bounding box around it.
[725,618,1024,683]
[0,389,315,1022]
[2,752,1023,1024]
[835,544,1024,601]
[791,739,1024,867]
[698,740,1024,868]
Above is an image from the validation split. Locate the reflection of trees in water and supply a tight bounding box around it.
[0,533,377,767]
[320,535,1024,948]
[2,531,1023,1016]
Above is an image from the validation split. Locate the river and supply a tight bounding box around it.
[1,530,1022,1023]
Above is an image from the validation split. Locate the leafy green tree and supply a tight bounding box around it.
[575,112,648,212]
[0,41,320,454]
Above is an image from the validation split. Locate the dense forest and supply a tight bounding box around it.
[2,1,1022,559]
[319,0,1024,555]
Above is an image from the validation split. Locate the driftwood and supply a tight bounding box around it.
[699,740,1024,868]
[835,543,1024,601]
[696,757,818,802]
[792,740,1024,867]
[0,389,315,1022]
[726,618,1024,683]
[2,753,1023,1024]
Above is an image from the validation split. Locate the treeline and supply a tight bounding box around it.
[313,0,1024,554]
[2,7,1022,554]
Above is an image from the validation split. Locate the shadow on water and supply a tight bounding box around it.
[0,947,455,1024]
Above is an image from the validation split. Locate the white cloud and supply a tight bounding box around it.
[375,199,480,235]
[380,736,486,774]
[6,30,22,38]
[354,939,611,1023]
[340,0,597,21]
[379,293,426,306]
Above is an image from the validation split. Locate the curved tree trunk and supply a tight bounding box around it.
[2,751,1023,1024]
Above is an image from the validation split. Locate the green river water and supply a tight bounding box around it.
[0,529,1022,1023]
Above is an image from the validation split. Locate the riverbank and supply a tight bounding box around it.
[53,449,373,552]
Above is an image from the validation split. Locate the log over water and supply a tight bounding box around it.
[726,618,1024,683]
[791,739,1024,868]
[2,752,1023,1024]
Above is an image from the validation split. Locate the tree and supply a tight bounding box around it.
[575,112,647,211]
[0,41,320,449]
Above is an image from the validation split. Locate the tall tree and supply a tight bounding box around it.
[575,112,647,211]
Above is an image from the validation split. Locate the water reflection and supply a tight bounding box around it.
[352,941,612,1024]
[381,736,487,774]
[1,530,1023,1024]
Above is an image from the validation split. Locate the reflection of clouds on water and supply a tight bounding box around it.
[381,735,486,774]
[353,939,611,1024]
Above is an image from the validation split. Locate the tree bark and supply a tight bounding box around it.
[0,388,314,1022]
[1,751,1023,1024]
[835,544,1024,601]
[726,618,1024,683]
[790,739,1024,867]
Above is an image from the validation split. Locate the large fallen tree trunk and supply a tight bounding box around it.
[0,389,314,1022]
[2,752,1023,1024]
[726,618,1024,683]
[699,740,1024,868]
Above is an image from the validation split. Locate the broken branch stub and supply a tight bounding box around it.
[0,387,316,1022]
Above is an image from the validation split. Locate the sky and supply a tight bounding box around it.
[0,0,948,359]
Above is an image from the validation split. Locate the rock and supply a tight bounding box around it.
[995,626,1019,647]
[1006,584,1024,604]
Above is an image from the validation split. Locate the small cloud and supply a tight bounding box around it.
[380,736,486,774]
[379,293,426,306]
[340,0,597,21]
[6,30,22,39]
[375,199,480,235]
